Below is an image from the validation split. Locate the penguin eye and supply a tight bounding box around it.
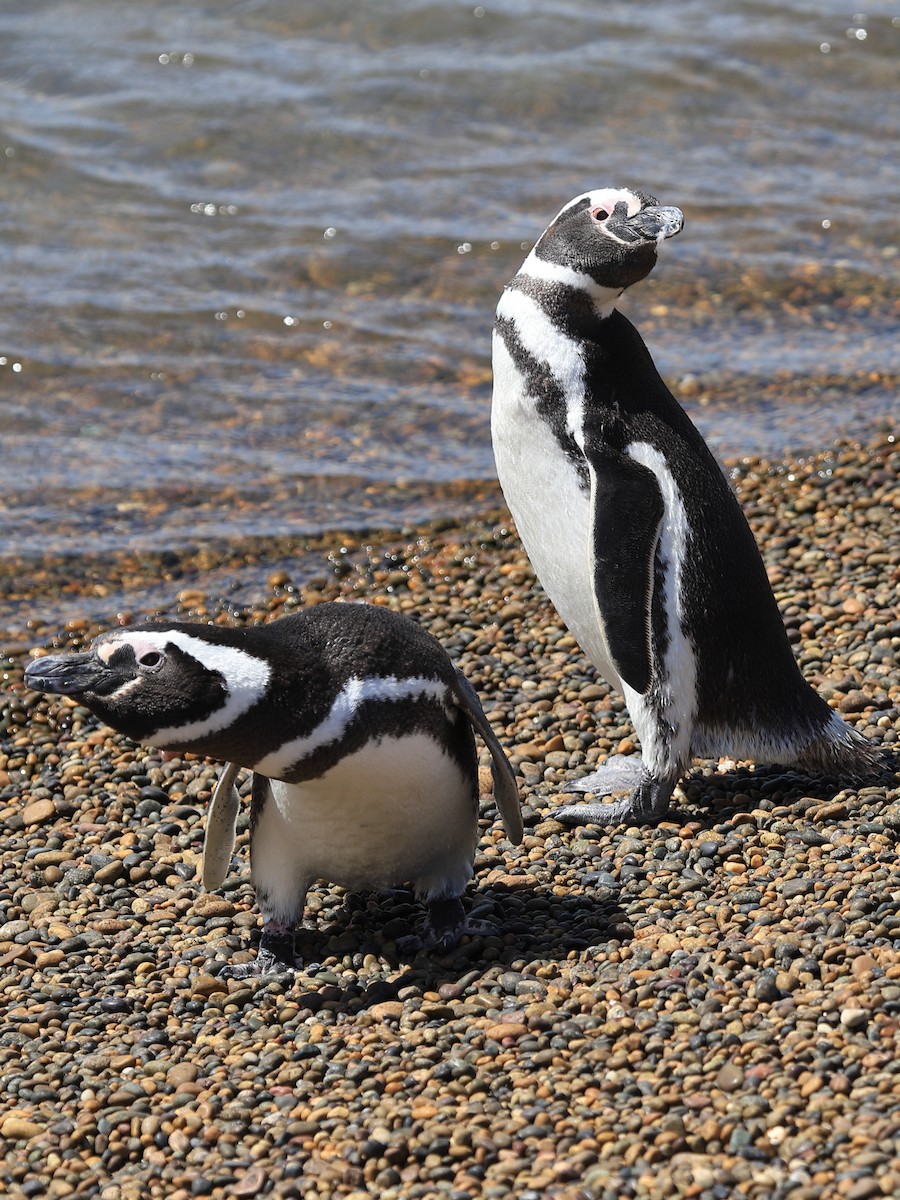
[590,207,610,222]
[137,650,165,669]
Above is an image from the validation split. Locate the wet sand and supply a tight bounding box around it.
[1,434,899,1199]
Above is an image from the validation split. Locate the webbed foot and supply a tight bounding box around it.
[567,754,644,795]
[553,769,675,827]
[220,932,297,979]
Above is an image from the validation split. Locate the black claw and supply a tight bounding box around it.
[427,896,468,943]
[396,896,496,955]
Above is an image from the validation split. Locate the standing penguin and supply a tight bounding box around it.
[25,603,522,976]
[491,187,878,826]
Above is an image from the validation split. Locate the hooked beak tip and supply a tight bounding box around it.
[626,205,684,243]
[24,653,101,697]
[656,206,684,240]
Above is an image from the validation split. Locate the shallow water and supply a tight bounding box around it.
[1,0,898,560]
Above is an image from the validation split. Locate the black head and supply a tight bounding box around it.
[24,622,271,753]
[528,186,683,294]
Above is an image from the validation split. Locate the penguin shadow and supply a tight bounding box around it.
[668,750,900,827]
[231,880,630,1008]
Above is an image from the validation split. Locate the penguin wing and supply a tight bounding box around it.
[202,760,242,890]
[453,670,523,845]
[585,446,664,696]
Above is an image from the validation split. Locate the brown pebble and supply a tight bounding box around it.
[191,973,226,999]
[851,954,879,976]
[35,949,66,970]
[367,1001,403,1021]
[94,860,126,885]
[844,1179,882,1200]
[0,1115,44,1140]
[411,1101,439,1120]
[192,895,236,918]
[486,1022,528,1041]
[513,740,546,762]
[714,1063,744,1092]
[231,1166,268,1196]
[21,799,56,825]
[800,1073,824,1098]
[176,589,207,606]
[167,1063,200,1086]
[167,1129,191,1154]
[0,945,32,968]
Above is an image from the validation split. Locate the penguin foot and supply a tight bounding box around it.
[567,754,644,795]
[397,897,496,955]
[554,771,675,827]
[220,932,298,979]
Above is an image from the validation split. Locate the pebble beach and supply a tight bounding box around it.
[1,432,899,1200]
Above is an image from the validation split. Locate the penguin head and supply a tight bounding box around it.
[532,187,683,292]
[24,623,271,754]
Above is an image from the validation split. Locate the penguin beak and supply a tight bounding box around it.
[24,652,107,697]
[625,205,684,243]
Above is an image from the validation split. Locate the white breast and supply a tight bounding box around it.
[250,733,477,918]
[491,330,617,683]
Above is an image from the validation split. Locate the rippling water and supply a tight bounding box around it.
[2,0,898,559]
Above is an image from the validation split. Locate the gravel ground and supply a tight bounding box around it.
[1,434,898,1200]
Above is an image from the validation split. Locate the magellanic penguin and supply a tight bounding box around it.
[491,187,879,826]
[25,603,522,976]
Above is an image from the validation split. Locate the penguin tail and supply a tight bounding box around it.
[692,707,883,782]
[794,711,883,781]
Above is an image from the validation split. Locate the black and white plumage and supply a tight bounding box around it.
[491,186,879,826]
[25,603,522,976]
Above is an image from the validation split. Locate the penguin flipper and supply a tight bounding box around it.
[586,448,665,696]
[202,760,242,890]
[453,670,523,845]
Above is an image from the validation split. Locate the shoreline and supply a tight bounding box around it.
[1,432,899,1199]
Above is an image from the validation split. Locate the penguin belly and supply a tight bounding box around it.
[491,339,617,683]
[250,733,477,918]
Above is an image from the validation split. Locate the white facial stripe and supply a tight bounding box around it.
[622,442,697,774]
[496,287,587,443]
[253,675,452,778]
[110,676,143,700]
[550,187,642,224]
[101,629,271,746]
[587,187,642,218]
[595,224,633,248]
[99,633,173,699]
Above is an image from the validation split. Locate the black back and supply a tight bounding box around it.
[582,311,829,733]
